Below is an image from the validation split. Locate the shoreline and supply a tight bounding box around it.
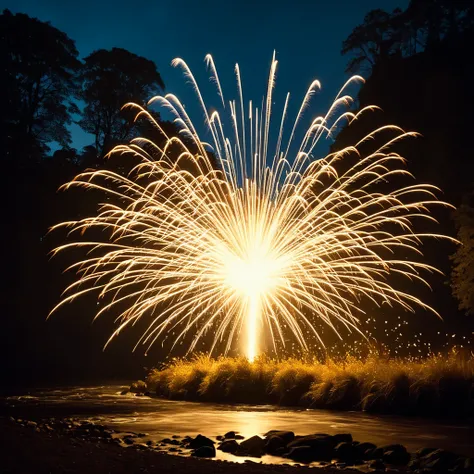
[127,387,474,424]
[0,417,347,474]
[2,416,474,474]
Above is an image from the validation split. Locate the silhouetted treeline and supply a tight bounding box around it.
[1,9,179,387]
[342,0,474,75]
[336,1,474,322]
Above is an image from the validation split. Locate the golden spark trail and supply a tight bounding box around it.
[51,54,455,361]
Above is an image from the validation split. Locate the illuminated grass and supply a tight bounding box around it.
[143,350,474,417]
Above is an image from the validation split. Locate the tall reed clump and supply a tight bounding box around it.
[142,349,474,418]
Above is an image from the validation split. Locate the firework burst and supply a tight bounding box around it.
[51,53,453,361]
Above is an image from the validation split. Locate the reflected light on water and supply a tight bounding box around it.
[4,385,474,461]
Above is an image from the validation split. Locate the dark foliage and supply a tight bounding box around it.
[77,47,165,158]
[1,12,170,386]
[342,1,474,74]
[337,20,474,326]
[0,9,80,160]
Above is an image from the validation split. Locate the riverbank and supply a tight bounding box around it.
[3,416,474,473]
[141,352,474,418]
[0,417,352,474]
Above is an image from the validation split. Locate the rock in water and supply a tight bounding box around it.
[333,442,360,463]
[192,445,216,458]
[264,430,295,444]
[416,447,438,458]
[218,439,239,453]
[381,444,410,465]
[287,434,336,458]
[285,436,335,462]
[238,435,265,456]
[369,459,385,470]
[287,434,335,449]
[356,442,377,459]
[332,433,352,444]
[265,435,286,454]
[187,434,215,449]
[418,449,459,471]
[286,446,319,463]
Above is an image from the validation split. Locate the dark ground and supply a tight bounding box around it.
[0,418,345,474]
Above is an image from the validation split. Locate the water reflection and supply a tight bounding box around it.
[3,385,474,460]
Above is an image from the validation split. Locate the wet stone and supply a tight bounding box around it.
[287,435,334,461]
[419,449,459,471]
[265,435,286,454]
[134,444,148,450]
[264,430,295,445]
[218,439,239,454]
[369,459,385,470]
[187,434,215,449]
[286,446,318,463]
[368,447,384,460]
[383,447,410,466]
[408,459,421,470]
[192,445,216,458]
[334,442,361,464]
[333,433,352,445]
[287,434,334,449]
[238,435,265,457]
[275,447,288,456]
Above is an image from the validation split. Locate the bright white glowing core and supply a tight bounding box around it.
[225,256,276,298]
[224,251,282,362]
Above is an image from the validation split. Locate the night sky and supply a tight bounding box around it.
[2,0,407,152]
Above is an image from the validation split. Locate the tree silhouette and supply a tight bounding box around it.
[341,9,400,74]
[51,147,79,168]
[77,48,165,158]
[342,1,474,75]
[0,9,80,161]
[78,145,100,169]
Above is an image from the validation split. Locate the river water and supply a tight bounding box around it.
[3,384,474,462]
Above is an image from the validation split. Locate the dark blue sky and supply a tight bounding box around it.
[3,0,407,152]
